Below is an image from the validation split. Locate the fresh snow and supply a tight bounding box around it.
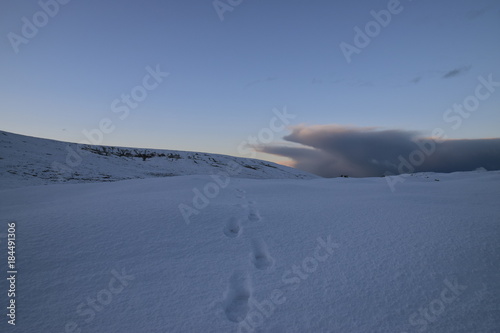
[0,132,499,332]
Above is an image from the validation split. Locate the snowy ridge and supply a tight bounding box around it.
[0,130,317,189]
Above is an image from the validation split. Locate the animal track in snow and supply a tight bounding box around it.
[250,238,274,270]
[224,217,242,238]
[224,270,251,323]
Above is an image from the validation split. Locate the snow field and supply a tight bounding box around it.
[0,171,498,332]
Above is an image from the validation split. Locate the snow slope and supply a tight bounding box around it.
[0,130,317,189]
[0,170,499,332]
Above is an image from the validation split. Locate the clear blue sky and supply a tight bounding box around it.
[1,0,499,164]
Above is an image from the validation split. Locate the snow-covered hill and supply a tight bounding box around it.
[0,169,499,332]
[0,130,317,189]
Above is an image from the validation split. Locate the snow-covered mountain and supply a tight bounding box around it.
[0,130,317,189]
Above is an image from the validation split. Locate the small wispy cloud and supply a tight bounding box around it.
[410,76,421,84]
[311,78,324,85]
[245,77,277,88]
[466,6,490,20]
[442,66,471,79]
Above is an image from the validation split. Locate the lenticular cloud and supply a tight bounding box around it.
[256,124,500,177]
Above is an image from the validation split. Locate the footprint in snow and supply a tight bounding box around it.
[224,270,251,323]
[224,217,242,238]
[248,205,261,222]
[250,238,274,270]
[235,188,246,198]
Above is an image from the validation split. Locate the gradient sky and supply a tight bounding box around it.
[1,0,499,165]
